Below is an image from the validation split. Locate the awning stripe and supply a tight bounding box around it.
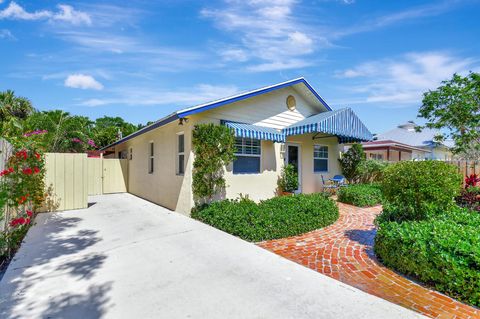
[223,121,286,142]
[283,108,373,142]
[222,108,372,144]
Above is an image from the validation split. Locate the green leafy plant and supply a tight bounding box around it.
[192,193,338,242]
[357,160,389,184]
[337,184,383,207]
[375,207,480,307]
[277,164,298,193]
[380,161,462,222]
[192,123,236,204]
[338,143,365,183]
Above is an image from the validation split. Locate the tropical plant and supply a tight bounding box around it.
[338,143,365,183]
[0,90,35,137]
[192,123,236,204]
[23,110,95,152]
[277,164,298,193]
[456,186,480,212]
[418,72,480,154]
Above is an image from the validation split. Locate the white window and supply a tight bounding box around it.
[177,133,185,175]
[314,145,328,172]
[370,153,383,161]
[148,142,154,174]
[233,137,261,174]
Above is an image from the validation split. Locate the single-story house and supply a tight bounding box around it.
[363,121,453,161]
[101,78,372,215]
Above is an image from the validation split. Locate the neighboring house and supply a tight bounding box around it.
[101,78,372,215]
[363,121,454,161]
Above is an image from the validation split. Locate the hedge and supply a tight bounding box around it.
[337,184,383,207]
[375,208,480,307]
[191,193,339,242]
[381,161,462,222]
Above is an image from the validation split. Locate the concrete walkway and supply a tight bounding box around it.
[259,203,480,319]
[0,193,425,319]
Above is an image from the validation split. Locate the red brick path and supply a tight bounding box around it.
[258,203,480,319]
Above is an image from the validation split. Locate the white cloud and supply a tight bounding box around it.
[64,74,103,90]
[79,84,239,107]
[201,0,318,72]
[0,2,91,25]
[0,2,51,20]
[51,5,91,25]
[334,52,477,106]
[0,29,14,39]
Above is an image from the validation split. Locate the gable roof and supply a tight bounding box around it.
[101,78,332,150]
[375,121,452,148]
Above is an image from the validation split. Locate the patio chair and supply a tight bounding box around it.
[321,175,338,193]
[331,175,347,187]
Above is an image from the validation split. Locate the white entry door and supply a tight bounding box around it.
[285,144,302,193]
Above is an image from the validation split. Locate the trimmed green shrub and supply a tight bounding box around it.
[191,193,339,242]
[337,184,383,207]
[277,164,298,193]
[357,160,389,184]
[375,208,480,307]
[381,161,462,221]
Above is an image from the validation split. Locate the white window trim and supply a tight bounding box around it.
[313,144,329,173]
[148,141,154,174]
[233,138,262,174]
[176,132,185,176]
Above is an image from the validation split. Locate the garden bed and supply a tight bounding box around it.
[192,193,339,242]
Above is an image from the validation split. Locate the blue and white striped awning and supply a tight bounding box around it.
[223,121,286,142]
[283,108,373,143]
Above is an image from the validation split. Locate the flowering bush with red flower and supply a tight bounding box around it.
[1,135,46,260]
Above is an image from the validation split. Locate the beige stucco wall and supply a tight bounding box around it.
[114,119,194,215]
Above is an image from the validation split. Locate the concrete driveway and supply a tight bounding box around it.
[0,193,426,319]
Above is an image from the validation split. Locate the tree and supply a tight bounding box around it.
[0,90,35,137]
[338,143,365,183]
[92,116,140,149]
[418,72,480,154]
[24,110,94,152]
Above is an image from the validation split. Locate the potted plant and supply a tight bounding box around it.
[278,164,299,196]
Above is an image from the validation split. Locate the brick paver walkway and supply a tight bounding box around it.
[258,203,480,319]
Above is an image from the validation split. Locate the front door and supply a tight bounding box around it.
[286,144,301,193]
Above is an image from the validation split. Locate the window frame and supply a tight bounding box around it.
[313,144,329,173]
[148,141,154,174]
[233,137,262,174]
[176,132,185,176]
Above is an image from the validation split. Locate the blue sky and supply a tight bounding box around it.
[1,0,479,134]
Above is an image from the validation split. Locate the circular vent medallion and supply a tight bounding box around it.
[286,95,296,111]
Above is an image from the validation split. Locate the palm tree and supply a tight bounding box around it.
[0,90,35,138]
[24,110,94,152]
